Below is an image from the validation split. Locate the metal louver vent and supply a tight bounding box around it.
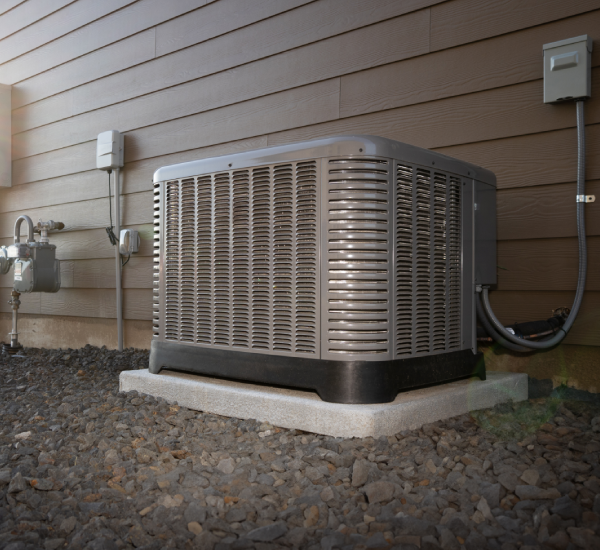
[152,182,161,339]
[323,158,392,360]
[395,166,462,357]
[160,161,319,357]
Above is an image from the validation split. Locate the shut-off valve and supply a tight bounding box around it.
[0,215,64,356]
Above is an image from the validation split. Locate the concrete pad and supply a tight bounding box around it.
[120,370,527,438]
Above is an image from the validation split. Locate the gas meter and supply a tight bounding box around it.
[0,215,64,355]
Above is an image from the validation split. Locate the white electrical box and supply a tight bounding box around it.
[0,84,11,187]
[119,229,140,255]
[543,35,592,103]
[96,130,124,170]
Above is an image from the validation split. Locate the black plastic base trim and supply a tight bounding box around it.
[149,340,485,404]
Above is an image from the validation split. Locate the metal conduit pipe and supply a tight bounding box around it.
[480,100,588,349]
[114,167,123,352]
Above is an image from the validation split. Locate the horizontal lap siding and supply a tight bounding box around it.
[0,0,598,345]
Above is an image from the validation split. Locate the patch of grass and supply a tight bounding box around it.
[470,397,562,441]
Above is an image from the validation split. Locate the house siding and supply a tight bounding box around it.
[0,0,598,386]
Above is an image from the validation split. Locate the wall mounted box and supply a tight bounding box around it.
[96,130,124,170]
[0,84,11,187]
[150,136,497,403]
[543,35,592,103]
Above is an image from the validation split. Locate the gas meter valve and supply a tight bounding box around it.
[1,216,64,293]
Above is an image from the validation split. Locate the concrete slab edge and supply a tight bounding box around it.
[120,370,527,438]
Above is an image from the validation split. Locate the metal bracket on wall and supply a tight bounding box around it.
[576,195,595,203]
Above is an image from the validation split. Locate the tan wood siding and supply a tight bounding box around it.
[0,0,598,349]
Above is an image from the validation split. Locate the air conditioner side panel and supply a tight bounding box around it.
[320,156,394,362]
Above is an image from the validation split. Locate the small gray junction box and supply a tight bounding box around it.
[543,35,592,103]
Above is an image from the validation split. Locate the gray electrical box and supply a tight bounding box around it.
[543,35,592,103]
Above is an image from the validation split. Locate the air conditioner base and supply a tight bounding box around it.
[119,370,527,438]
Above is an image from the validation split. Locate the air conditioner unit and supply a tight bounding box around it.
[150,136,496,403]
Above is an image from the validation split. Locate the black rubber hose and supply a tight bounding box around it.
[476,293,532,352]
[480,100,588,349]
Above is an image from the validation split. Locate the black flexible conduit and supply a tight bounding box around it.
[476,293,531,352]
[480,100,588,349]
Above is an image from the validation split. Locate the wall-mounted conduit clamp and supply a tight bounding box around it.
[576,195,595,203]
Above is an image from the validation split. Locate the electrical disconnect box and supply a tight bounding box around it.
[543,35,592,103]
[119,229,140,255]
[96,130,124,170]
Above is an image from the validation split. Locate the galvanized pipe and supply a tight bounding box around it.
[14,215,34,244]
[9,290,20,349]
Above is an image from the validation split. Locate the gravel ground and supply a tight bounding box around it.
[1,346,600,550]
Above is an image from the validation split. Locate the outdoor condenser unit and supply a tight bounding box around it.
[150,136,496,403]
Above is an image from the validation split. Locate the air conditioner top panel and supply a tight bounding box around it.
[153,134,496,186]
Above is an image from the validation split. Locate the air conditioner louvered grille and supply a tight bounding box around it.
[395,166,462,357]
[395,164,413,355]
[180,178,196,343]
[323,158,392,359]
[196,175,212,344]
[251,167,271,350]
[447,177,462,349]
[152,182,161,338]
[157,150,464,362]
[232,171,250,348]
[159,161,318,357]
[295,161,318,354]
[164,181,180,341]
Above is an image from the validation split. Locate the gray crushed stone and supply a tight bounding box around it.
[1,345,599,550]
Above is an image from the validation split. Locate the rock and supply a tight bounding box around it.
[320,486,335,502]
[567,527,600,548]
[545,530,570,550]
[304,505,320,528]
[104,449,119,465]
[498,472,520,493]
[552,495,582,520]
[30,478,53,491]
[365,532,390,549]
[187,522,203,535]
[438,527,459,550]
[464,531,487,550]
[247,522,288,542]
[15,431,31,440]
[520,469,540,486]
[225,508,246,523]
[128,525,152,548]
[480,483,501,509]
[257,473,275,485]
[0,469,10,486]
[321,532,345,550]
[135,447,157,464]
[184,501,207,524]
[59,516,77,534]
[352,459,370,487]
[594,494,600,515]
[8,472,27,493]
[515,486,560,500]
[394,516,437,537]
[476,497,493,521]
[496,515,520,531]
[364,480,395,504]
[38,452,55,465]
[86,538,118,550]
[217,457,235,474]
